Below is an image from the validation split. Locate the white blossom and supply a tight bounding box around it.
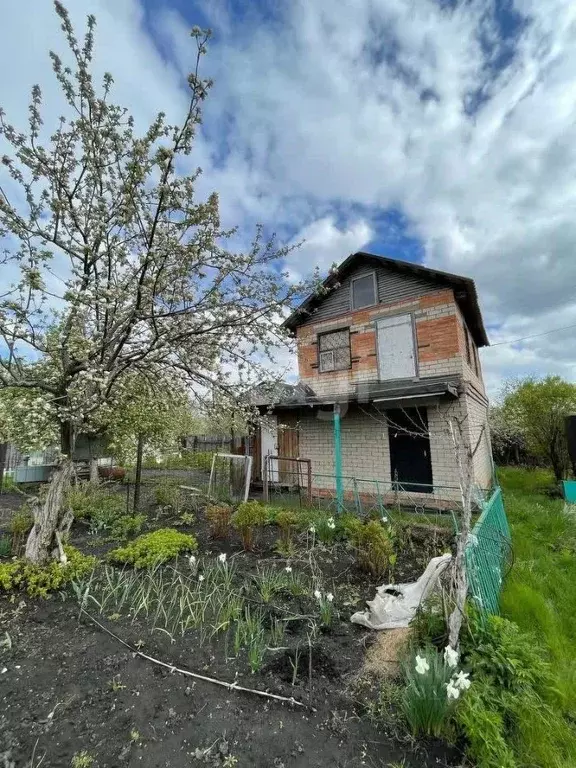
[446,681,461,700]
[218,553,227,564]
[198,575,205,583]
[326,592,334,602]
[309,525,316,534]
[415,655,430,675]
[453,671,471,691]
[444,646,459,668]
[314,589,322,600]
[284,566,292,573]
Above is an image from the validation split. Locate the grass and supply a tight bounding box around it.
[497,466,576,765]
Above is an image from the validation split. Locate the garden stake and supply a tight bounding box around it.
[81,609,314,711]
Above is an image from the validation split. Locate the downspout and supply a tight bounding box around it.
[333,403,344,513]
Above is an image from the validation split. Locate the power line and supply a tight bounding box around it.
[488,321,576,348]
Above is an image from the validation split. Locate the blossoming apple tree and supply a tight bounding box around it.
[0,3,304,563]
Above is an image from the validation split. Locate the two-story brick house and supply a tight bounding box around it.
[254,251,493,506]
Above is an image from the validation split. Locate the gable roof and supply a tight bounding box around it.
[283,251,489,347]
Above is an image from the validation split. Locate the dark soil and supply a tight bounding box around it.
[0,490,459,768]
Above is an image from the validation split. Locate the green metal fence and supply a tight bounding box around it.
[465,486,511,616]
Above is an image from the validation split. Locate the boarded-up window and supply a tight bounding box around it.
[376,314,416,380]
[351,273,377,309]
[318,328,351,372]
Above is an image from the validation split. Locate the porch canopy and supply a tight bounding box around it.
[251,375,460,412]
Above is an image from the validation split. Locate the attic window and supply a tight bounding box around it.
[318,328,351,373]
[351,273,377,309]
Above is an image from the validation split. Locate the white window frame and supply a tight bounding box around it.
[350,271,378,310]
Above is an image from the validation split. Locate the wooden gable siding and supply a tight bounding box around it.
[300,263,442,326]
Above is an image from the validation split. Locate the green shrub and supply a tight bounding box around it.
[108,514,146,540]
[108,528,197,568]
[412,595,449,647]
[401,647,463,738]
[298,509,340,544]
[348,519,395,578]
[0,536,12,557]
[154,480,182,511]
[462,614,551,694]
[274,509,300,554]
[8,508,34,555]
[231,501,268,551]
[455,676,517,768]
[206,503,232,539]
[0,546,97,598]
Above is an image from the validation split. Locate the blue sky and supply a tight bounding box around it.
[2,0,576,395]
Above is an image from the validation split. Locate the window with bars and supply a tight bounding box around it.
[318,328,351,373]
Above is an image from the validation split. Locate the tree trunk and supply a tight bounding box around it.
[447,420,472,650]
[24,458,75,564]
[89,457,99,484]
[133,434,144,513]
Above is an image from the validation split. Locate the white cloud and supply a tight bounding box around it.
[286,217,373,282]
[2,0,576,395]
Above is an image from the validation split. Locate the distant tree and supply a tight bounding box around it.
[488,405,531,466]
[502,376,576,482]
[0,3,304,564]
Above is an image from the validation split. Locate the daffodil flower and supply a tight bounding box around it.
[314,589,322,600]
[218,553,227,564]
[326,592,334,602]
[285,565,292,573]
[415,655,430,675]
[446,681,460,700]
[453,670,471,691]
[444,645,459,668]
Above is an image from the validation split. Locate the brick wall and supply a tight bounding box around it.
[296,289,471,395]
[464,388,493,490]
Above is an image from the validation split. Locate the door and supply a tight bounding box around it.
[376,314,416,381]
[387,407,433,493]
[261,416,279,482]
[278,414,300,484]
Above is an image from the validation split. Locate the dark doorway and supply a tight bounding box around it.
[387,407,433,493]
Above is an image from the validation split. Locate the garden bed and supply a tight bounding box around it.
[0,490,458,768]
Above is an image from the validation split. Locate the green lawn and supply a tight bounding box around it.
[497,467,576,765]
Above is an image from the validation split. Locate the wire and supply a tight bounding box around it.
[488,321,576,348]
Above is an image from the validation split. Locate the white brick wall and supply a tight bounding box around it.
[296,396,492,502]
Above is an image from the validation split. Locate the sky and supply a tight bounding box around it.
[2,0,576,397]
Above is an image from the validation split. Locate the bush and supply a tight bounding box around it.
[462,614,551,694]
[274,509,300,554]
[108,514,146,540]
[108,528,197,568]
[231,501,268,551]
[0,546,97,598]
[9,508,34,555]
[453,612,576,768]
[206,503,232,539]
[0,536,12,557]
[154,480,182,511]
[347,519,395,578]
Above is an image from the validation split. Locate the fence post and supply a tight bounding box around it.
[133,434,144,512]
[333,404,344,514]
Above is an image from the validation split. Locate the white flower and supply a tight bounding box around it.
[446,681,460,700]
[309,525,316,534]
[326,592,334,602]
[314,589,322,600]
[218,553,227,564]
[381,516,388,524]
[415,655,430,675]
[453,671,471,691]
[327,517,336,530]
[444,646,459,668]
[188,555,197,567]
[285,566,292,573]
[198,575,205,582]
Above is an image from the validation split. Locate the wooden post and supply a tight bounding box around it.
[263,455,269,502]
[133,434,144,512]
[307,459,312,506]
[0,442,8,492]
